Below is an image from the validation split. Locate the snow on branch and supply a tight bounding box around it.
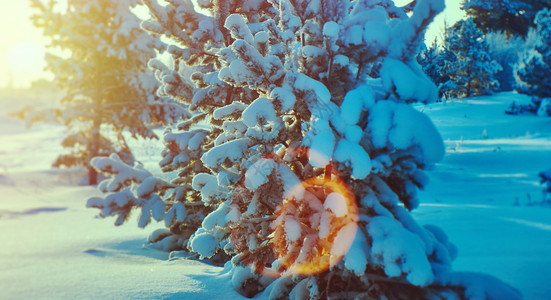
[92,153,152,193]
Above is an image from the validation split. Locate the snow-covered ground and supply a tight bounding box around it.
[414,92,551,300]
[1,92,550,299]
[0,94,246,299]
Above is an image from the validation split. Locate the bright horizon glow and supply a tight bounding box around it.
[0,0,51,89]
[6,41,47,80]
[0,0,465,89]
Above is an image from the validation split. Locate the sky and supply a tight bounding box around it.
[0,0,49,89]
[418,0,466,43]
[0,0,465,89]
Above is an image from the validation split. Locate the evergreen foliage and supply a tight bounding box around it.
[29,0,184,185]
[439,18,502,100]
[461,0,551,36]
[484,32,525,92]
[89,0,522,298]
[540,168,551,204]
[417,39,449,99]
[515,8,551,116]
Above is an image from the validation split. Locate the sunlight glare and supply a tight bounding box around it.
[6,41,46,76]
[272,176,359,276]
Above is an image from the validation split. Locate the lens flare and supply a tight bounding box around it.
[271,175,358,276]
[231,147,358,277]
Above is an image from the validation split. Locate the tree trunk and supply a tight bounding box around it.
[88,166,98,185]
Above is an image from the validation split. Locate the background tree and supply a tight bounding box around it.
[539,167,551,204]
[461,0,551,36]
[439,18,502,99]
[417,39,449,99]
[483,32,526,92]
[89,0,521,298]
[30,0,184,185]
[515,8,551,117]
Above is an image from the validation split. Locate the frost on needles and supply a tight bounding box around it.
[88,0,522,299]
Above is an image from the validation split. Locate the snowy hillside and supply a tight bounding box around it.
[1,92,550,299]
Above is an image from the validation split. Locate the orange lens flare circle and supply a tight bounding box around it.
[271,175,359,276]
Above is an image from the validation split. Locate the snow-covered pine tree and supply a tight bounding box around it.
[89,0,521,298]
[417,39,448,99]
[29,0,184,185]
[515,8,551,117]
[484,32,525,92]
[440,18,502,100]
[87,0,270,254]
[540,167,551,204]
[461,0,551,36]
